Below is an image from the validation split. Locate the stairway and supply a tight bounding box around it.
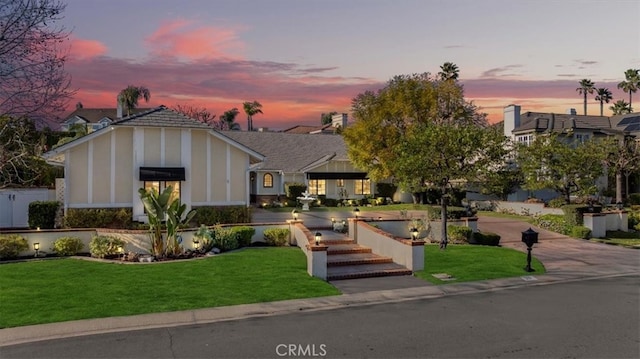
[315,229,413,281]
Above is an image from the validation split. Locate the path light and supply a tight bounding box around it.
[521,228,539,272]
[353,207,360,219]
[292,209,299,220]
[410,227,419,240]
[33,242,40,257]
[193,238,200,250]
[315,231,322,246]
[118,246,125,260]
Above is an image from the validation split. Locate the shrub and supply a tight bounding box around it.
[376,183,397,199]
[627,210,640,231]
[473,231,501,246]
[89,235,125,258]
[210,225,239,252]
[532,214,571,235]
[0,234,29,259]
[628,193,640,205]
[231,226,256,247]
[285,183,307,201]
[191,206,251,225]
[547,197,566,208]
[426,206,469,220]
[570,226,592,239]
[562,204,600,227]
[28,201,60,229]
[322,198,340,207]
[193,225,214,252]
[64,208,133,229]
[263,228,290,246]
[447,225,472,244]
[53,236,84,256]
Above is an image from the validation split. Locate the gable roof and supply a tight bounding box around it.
[112,106,213,129]
[61,107,151,125]
[610,113,640,134]
[514,112,618,135]
[221,131,349,172]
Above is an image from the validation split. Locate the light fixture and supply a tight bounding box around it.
[36,226,40,231]
[314,231,322,246]
[331,217,335,223]
[410,227,419,240]
[118,246,125,260]
[33,242,40,257]
[193,238,200,250]
[353,207,360,219]
[292,209,299,220]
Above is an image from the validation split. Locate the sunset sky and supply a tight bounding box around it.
[60,0,640,130]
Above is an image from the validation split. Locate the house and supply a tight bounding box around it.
[221,131,374,205]
[42,106,264,222]
[282,113,348,134]
[59,107,151,132]
[503,104,640,200]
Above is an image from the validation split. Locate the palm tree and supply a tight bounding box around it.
[576,79,595,115]
[594,88,613,116]
[609,100,633,115]
[617,69,639,110]
[438,62,459,81]
[218,108,241,130]
[243,100,263,131]
[118,85,151,116]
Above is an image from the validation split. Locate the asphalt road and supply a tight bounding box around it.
[2,275,638,359]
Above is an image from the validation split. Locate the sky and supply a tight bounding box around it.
[59,0,640,130]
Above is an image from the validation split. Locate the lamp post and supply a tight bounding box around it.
[410,227,419,241]
[292,209,299,220]
[33,242,40,258]
[315,231,322,246]
[193,238,200,251]
[521,228,539,272]
[118,246,125,260]
[353,207,360,219]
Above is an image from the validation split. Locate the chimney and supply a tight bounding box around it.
[503,104,521,138]
[566,108,577,115]
[331,113,348,128]
[116,94,123,118]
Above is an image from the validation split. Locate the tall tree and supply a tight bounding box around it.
[217,108,241,130]
[343,71,502,248]
[172,104,216,126]
[576,79,595,115]
[0,0,73,124]
[0,116,48,187]
[594,87,613,116]
[320,111,338,125]
[617,69,639,110]
[438,62,459,81]
[242,101,263,131]
[118,86,150,116]
[517,133,607,204]
[602,136,640,203]
[609,99,633,115]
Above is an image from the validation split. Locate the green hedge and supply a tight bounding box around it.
[426,206,469,220]
[562,204,601,226]
[64,208,133,229]
[231,226,255,247]
[53,236,84,256]
[472,231,501,246]
[629,193,640,205]
[89,235,125,258]
[28,201,60,229]
[376,183,397,199]
[285,183,307,201]
[263,228,290,246]
[532,214,571,235]
[447,225,472,244]
[570,226,592,239]
[0,234,29,259]
[191,206,252,225]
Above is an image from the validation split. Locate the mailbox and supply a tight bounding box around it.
[521,228,538,247]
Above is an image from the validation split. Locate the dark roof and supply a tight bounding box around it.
[282,124,335,134]
[611,113,640,134]
[514,112,616,134]
[112,106,213,129]
[61,107,151,123]
[222,131,348,172]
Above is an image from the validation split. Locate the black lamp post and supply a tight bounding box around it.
[353,207,360,219]
[292,209,299,220]
[410,227,419,240]
[521,228,539,272]
[315,231,322,246]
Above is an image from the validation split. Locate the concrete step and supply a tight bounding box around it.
[327,262,413,281]
[321,239,355,245]
[327,252,393,267]
[326,244,372,255]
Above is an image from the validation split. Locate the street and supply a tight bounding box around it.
[2,275,638,359]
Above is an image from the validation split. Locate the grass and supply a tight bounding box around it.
[476,210,534,221]
[591,230,640,248]
[0,248,339,328]
[415,244,545,284]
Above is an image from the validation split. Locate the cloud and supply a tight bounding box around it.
[443,45,465,49]
[574,60,598,66]
[144,19,246,60]
[480,64,524,78]
[67,36,108,61]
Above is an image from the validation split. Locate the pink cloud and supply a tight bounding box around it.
[67,37,108,61]
[144,19,245,60]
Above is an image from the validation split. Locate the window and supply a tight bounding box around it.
[354,179,371,195]
[308,179,326,195]
[576,134,590,143]
[263,173,273,188]
[336,179,344,187]
[144,181,181,205]
[516,134,534,146]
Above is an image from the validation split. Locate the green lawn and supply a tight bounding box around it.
[415,245,545,284]
[591,231,640,248]
[0,248,339,328]
[476,210,534,221]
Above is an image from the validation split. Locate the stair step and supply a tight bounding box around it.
[327,263,413,281]
[326,244,371,255]
[327,253,393,267]
[321,239,355,245]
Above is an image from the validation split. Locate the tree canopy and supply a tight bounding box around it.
[118,85,150,116]
[243,101,263,131]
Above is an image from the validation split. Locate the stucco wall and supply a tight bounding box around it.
[114,129,133,203]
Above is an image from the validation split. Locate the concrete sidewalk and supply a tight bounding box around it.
[1,211,638,347]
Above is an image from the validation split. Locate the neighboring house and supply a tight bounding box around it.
[222,131,374,204]
[503,104,640,200]
[282,113,348,134]
[42,106,264,222]
[60,107,151,132]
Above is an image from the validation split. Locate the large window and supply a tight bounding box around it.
[516,134,534,146]
[336,179,344,187]
[354,179,371,195]
[144,181,181,204]
[575,134,590,143]
[263,173,273,188]
[308,179,326,195]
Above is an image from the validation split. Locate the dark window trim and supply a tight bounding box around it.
[139,167,185,181]
[263,173,273,188]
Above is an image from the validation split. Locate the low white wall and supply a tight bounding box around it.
[493,201,563,216]
[1,229,96,257]
[291,221,326,279]
[371,218,477,242]
[354,220,424,271]
[584,214,606,238]
[604,211,628,232]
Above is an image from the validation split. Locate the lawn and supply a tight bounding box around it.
[0,248,339,328]
[476,210,534,221]
[591,230,640,248]
[415,244,545,284]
